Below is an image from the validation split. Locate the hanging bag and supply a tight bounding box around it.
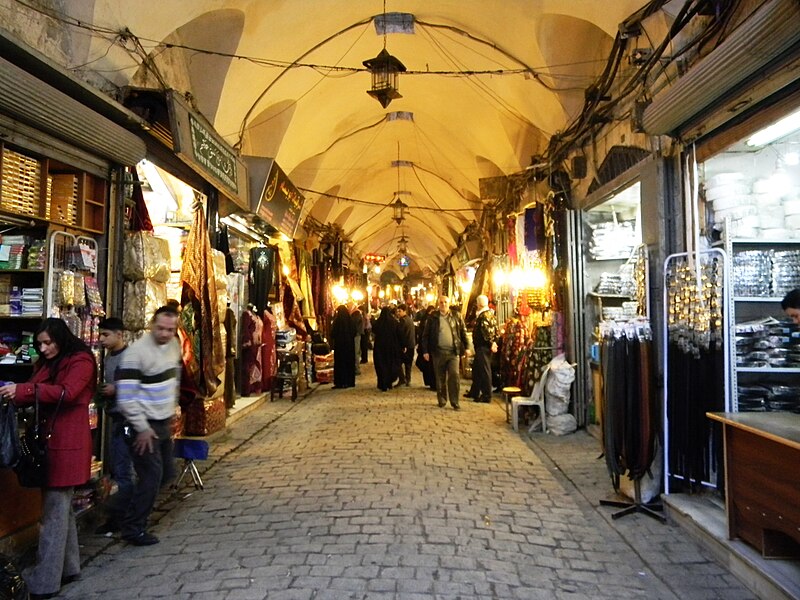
[13,386,65,488]
[0,398,21,468]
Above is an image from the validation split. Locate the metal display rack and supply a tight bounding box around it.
[662,248,731,495]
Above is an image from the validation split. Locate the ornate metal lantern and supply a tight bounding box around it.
[363,48,407,108]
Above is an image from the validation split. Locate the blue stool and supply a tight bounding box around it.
[172,438,209,491]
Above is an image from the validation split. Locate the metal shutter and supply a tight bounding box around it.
[642,0,800,136]
[0,56,145,166]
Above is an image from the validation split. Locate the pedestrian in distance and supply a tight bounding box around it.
[396,303,416,386]
[372,306,401,392]
[330,304,356,389]
[464,295,498,403]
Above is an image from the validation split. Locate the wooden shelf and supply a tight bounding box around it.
[737,367,800,374]
[733,297,784,302]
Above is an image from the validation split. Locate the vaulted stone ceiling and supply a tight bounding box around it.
[40,0,654,271]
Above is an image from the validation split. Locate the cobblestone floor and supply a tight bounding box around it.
[57,364,755,600]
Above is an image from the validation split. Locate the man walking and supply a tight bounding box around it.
[117,306,182,546]
[420,295,470,410]
[396,303,416,386]
[464,295,498,403]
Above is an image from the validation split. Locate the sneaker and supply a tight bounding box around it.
[123,532,160,546]
[94,521,119,535]
[438,402,446,408]
[453,404,461,411]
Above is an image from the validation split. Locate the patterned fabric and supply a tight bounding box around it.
[520,327,553,396]
[180,205,225,396]
[500,317,528,388]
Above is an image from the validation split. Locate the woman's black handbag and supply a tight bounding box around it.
[0,400,20,469]
[13,386,64,489]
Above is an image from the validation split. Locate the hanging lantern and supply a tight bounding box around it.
[363,48,407,108]
[391,196,408,224]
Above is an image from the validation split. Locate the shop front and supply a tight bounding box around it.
[640,0,800,591]
[0,42,146,549]
[121,88,249,436]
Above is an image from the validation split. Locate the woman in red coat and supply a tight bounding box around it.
[0,318,97,599]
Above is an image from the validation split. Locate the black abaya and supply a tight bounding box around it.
[331,306,356,388]
[372,308,401,391]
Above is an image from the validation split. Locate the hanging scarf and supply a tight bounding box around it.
[180,203,225,396]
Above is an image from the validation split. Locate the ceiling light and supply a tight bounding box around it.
[746,108,800,147]
[391,196,408,224]
[363,48,406,108]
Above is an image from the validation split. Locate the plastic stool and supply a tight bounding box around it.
[511,396,547,433]
[501,386,522,423]
[172,438,209,491]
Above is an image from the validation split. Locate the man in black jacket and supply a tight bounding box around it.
[464,294,498,403]
[396,304,416,386]
[420,295,470,409]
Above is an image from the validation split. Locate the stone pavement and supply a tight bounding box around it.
[58,365,756,600]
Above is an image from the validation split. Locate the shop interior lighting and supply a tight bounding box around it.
[351,289,365,302]
[746,108,800,147]
[282,264,290,277]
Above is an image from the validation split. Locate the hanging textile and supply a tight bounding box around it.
[129,170,153,232]
[601,323,658,490]
[261,308,277,392]
[180,203,225,396]
[216,224,235,274]
[223,306,237,409]
[523,205,546,251]
[297,249,316,319]
[520,327,553,396]
[241,307,263,395]
[505,217,519,266]
[249,245,277,315]
[500,316,529,389]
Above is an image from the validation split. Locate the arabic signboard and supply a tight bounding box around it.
[167,91,249,211]
[249,158,306,239]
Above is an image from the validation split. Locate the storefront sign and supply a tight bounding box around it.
[250,158,305,239]
[167,91,249,212]
[188,115,237,192]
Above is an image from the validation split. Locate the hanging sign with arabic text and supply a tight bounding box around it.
[252,159,305,239]
[168,91,249,211]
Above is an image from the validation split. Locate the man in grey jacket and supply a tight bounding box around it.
[420,296,470,409]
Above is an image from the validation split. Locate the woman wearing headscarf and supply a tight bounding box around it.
[0,318,97,599]
[330,304,356,388]
[372,306,401,392]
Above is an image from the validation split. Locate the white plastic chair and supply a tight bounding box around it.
[511,366,549,433]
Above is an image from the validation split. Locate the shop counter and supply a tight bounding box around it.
[707,411,800,558]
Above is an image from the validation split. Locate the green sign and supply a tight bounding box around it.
[188,114,238,193]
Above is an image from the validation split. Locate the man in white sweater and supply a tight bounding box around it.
[117,306,182,546]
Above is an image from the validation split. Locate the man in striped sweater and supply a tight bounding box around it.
[117,305,182,546]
